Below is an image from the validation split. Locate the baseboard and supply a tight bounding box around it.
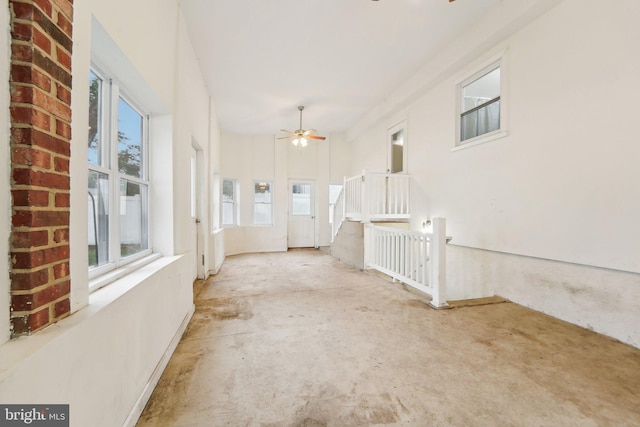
[122,304,195,427]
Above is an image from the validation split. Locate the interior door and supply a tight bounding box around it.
[288,180,315,248]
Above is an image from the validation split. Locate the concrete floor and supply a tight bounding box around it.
[137,249,640,426]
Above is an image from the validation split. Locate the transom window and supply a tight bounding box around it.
[458,64,502,145]
[88,67,150,280]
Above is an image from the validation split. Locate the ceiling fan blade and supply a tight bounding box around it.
[280,129,297,134]
[302,129,318,136]
[277,135,295,139]
[306,135,326,140]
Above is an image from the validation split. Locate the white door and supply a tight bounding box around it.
[288,180,315,248]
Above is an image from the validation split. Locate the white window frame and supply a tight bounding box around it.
[221,178,237,227]
[454,53,508,151]
[253,180,273,226]
[88,64,152,284]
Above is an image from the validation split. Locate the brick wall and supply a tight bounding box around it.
[9,0,73,336]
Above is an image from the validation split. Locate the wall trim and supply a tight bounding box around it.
[123,303,195,427]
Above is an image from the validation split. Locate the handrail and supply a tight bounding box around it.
[364,218,448,308]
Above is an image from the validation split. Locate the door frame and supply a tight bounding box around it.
[387,119,408,174]
[287,178,318,248]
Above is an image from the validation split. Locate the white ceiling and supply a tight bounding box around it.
[179,0,500,136]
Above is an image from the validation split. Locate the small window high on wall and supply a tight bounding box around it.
[457,61,503,147]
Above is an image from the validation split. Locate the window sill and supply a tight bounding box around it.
[89,252,162,293]
[452,129,508,152]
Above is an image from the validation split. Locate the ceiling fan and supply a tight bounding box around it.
[278,106,326,147]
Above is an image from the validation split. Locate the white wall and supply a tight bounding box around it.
[347,0,640,346]
[0,256,193,427]
[0,2,10,345]
[221,131,352,254]
[1,0,218,425]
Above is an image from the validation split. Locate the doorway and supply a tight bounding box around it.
[388,120,407,174]
[190,145,204,279]
[288,180,316,248]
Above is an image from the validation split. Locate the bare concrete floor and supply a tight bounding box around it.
[137,249,640,426]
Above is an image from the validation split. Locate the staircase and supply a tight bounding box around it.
[330,171,449,308]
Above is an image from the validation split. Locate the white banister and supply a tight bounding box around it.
[364,219,449,308]
[331,187,345,242]
[342,171,410,222]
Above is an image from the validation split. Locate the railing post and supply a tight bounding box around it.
[361,170,370,224]
[430,217,449,309]
[342,176,347,220]
[363,223,371,270]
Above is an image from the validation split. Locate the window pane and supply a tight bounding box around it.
[88,71,103,165]
[254,182,272,225]
[292,184,311,215]
[222,202,235,226]
[222,179,234,201]
[120,180,148,257]
[462,67,500,113]
[118,98,143,178]
[254,204,272,225]
[88,170,109,268]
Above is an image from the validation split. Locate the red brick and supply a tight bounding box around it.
[11,250,44,269]
[53,261,69,279]
[10,269,49,290]
[32,26,51,54]
[54,156,69,173]
[12,146,52,169]
[11,293,34,311]
[55,83,70,104]
[54,298,70,318]
[34,281,70,308]
[11,189,50,207]
[12,169,70,190]
[10,106,51,131]
[31,67,52,92]
[12,209,69,228]
[51,0,73,20]
[11,21,33,42]
[10,84,33,104]
[11,43,34,62]
[34,0,53,17]
[11,229,49,248]
[33,88,71,121]
[53,227,68,243]
[11,2,35,20]
[55,119,71,139]
[56,11,71,38]
[42,245,69,265]
[54,192,69,207]
[12,127,71,156]
[29,307,50,331]
[56,46,71,71]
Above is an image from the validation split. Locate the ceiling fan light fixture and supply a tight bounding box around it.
[292,138,299,146]
[300,138,308,147]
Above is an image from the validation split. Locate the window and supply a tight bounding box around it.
[291,183,311,215]
[88,66,150,278]
[254,181,272,225]
[458,63,502,146]
[222,178,237,226]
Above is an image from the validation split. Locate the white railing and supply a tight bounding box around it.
[343,171,410,222]
[364,218,448,308]
[330,187,345,242]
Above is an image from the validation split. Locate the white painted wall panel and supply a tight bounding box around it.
[0,2,10,345]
